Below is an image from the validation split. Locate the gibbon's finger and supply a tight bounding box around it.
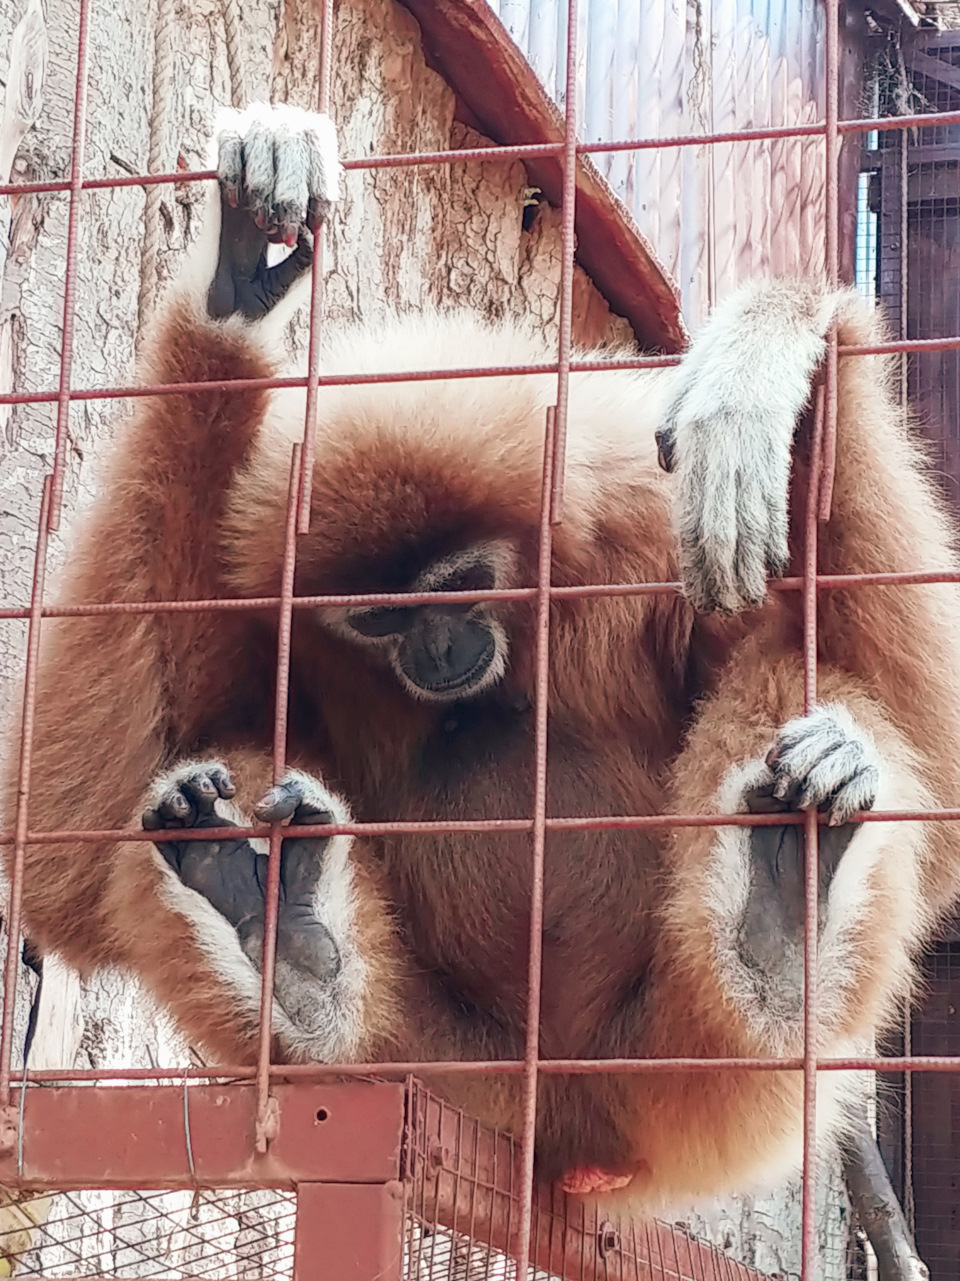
[680,531,740,614]
[205,764,237,800]
[142,763,237,831]
[156,790,193,823]
[677,441,741,613]
[771,718,848,783]
[303,119,341,232]
[279,834,333,905]
[272,131,311,247]
[732,475,774,610]
[254,774,335,827]
[240,116,279,231]
[654,425,676,473]
[744,777,794,814]
[767,706,882,820]
[764,485,790,577]
[216,127,243,208]
[794,739,870,811]
[178,773,220,810]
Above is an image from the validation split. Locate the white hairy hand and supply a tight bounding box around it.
[213,101,341,244]
[657,280,840,613]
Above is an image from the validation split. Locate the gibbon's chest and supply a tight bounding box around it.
[374,700,667,1041]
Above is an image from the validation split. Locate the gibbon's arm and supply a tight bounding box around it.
[660,278,960,915]
[1,107,346,1051]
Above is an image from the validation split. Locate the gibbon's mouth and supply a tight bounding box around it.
[398,626,498,697]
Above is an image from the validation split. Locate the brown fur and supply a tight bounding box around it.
[5,288,960,1210]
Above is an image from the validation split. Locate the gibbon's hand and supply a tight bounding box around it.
[206,103,342,322]
[656,281,836,613]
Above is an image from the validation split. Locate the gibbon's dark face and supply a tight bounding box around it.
[333,541,515,703]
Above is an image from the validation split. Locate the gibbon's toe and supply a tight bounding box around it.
[141,760,237,831]
[766,705,881,826]
[253,769,344,829]
[559,1167,635,1196]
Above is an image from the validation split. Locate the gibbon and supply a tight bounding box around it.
[5,101,960,1210]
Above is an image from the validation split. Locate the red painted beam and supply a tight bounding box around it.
[0,1083,405,1190]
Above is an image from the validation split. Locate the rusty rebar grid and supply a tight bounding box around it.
[0,5,956,1280]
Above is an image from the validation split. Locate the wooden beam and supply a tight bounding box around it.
[868,0,921,26]
[905,46,960,95]
[396,0,687,353]
[908,143,960,164]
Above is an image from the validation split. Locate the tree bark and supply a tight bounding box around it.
[842,1120,930,1281]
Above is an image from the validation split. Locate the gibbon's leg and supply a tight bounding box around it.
[140,759,399,1063]
[599,652,933,1205]
[656,274,960,926]
[2,105,349,1062]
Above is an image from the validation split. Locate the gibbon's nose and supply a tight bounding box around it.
[407,614,496,691]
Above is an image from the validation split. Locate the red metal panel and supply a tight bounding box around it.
[293,1182,404,1281]
[0,1083,404,1190]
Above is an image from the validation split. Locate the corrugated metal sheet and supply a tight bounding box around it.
[486,0,827,326]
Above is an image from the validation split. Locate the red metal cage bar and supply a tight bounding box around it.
[2,0,960,1278]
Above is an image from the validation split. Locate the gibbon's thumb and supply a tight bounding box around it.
[262,231,314,308]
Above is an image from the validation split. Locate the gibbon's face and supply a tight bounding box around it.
[330,541,515,703]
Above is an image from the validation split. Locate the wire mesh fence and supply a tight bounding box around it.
[1,1189,295,1280]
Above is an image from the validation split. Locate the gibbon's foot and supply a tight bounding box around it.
[143,762,342,996]
[737,706,880,984]
[207,103,341,321]
[560,1167,634,1196]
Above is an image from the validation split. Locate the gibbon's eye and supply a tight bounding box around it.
[345,606,414,639]
[434,561,497,593]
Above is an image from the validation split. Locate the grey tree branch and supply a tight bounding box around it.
[842,1121,929,1281]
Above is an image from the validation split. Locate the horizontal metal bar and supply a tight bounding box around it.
[3,106,960,201]
[5,804,960,850]
[1,568,958,624]
[0,333,953,411]
[0,1083,404,1189]
[13,1054,960,1090]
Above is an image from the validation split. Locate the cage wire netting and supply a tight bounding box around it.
[0,1188,295,1279]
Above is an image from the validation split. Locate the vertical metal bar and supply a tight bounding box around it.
[296,0,334,534]
[548,0,580,531]
[254,444,302,1152]
[0,476,52,1107]
[817,0,841,526]
[802,0,839,1271]
[293,1182,403,1281]
[47,0,92,532]
[315,0,334,115]
[898,126,908,413]
[515,0,579,1267]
